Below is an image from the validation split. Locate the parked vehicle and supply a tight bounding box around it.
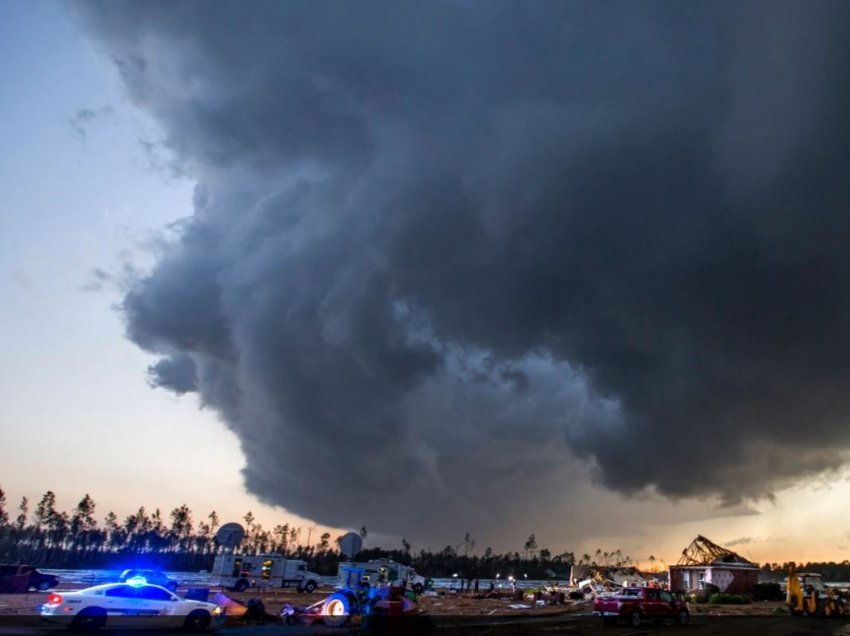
[0,565,30,594]
[0,565,57,592]
[786,566,846,617]
[40,581,221,630]
[22,566,59,591]
[593,587,690,627]
[336,559,427,594]
[212,554,321,592]
[118,569,178,593]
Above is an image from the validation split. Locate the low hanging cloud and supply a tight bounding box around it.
[71,1,850,544]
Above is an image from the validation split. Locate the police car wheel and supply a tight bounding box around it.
[71,607,106,631]
[183,610,211,631]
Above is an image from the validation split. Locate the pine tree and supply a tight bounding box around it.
[207,510,219,534]
[16,496,28,530]
[71,494,97,535]
[34,491,57,530]
[273,524,290,555]
[242,511,255,534]
[169,505,193,551]
[0,485,8,526]
[524,534,538,560]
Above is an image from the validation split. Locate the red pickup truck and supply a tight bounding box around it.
[593,587,690,627]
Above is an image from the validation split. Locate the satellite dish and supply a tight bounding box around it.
[216,522,245,549]
[339,532,363,559]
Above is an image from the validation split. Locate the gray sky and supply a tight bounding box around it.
[2,0,850,563]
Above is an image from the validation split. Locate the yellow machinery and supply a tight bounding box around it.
[786,566,846,617]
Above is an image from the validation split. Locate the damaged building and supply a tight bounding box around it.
[668,535,759,595]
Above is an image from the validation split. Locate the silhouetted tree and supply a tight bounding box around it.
[16,497,28,530]
[242,511,255,534]
[35,491,57,532]
[208,511,219,535]
[524,534,538,560]
[169,505,193,552]
[320,532,331,553]
[0,485,8,526]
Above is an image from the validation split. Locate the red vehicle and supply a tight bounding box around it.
[593,587,690,627]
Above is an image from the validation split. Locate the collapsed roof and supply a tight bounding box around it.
[675,535,757,568]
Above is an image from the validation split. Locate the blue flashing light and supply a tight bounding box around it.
[126,576,147,587]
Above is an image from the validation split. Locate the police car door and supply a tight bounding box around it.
[103,585,143,626]
[134,585,177,626]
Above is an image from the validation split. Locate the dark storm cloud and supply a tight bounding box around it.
[148,354,197,395]
[72,1,850,542]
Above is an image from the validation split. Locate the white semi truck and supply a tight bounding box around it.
[213,554,321,593]
[336,559,427,593]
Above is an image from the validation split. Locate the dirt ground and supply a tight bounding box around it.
[0,585,811,618]
[434,615,850,635]
[0,586,584,618]
[4,585,850,635]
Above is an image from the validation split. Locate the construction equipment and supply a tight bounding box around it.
[786,565,846,617]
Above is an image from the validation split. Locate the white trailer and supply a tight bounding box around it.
[213,554,321,593]
[336,559,427,593]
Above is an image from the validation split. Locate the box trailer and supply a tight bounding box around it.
[336,559,427,593]
[213,554,321,593]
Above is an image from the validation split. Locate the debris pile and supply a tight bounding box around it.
[569,565,654,595]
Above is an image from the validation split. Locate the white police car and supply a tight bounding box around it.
[40,577,221,630]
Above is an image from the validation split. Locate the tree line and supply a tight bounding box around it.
[0,486,642,578]
[760,561,850,582]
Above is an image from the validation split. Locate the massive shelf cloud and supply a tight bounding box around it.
[73,1,850,543]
